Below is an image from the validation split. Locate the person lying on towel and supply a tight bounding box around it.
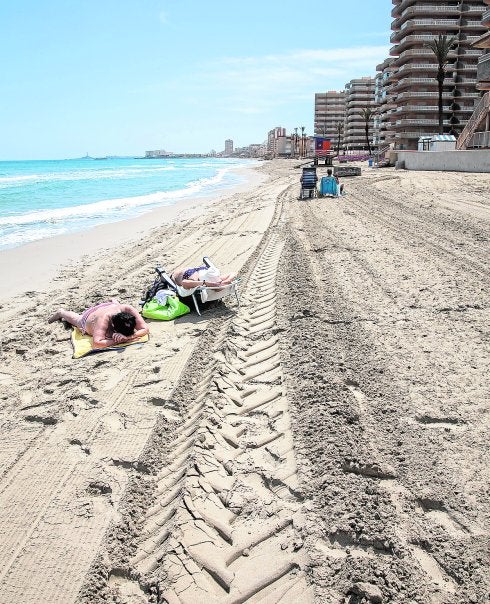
[48,300,149,349]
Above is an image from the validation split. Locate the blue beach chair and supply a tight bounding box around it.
[319,175,339,197]
[299,167,318,199]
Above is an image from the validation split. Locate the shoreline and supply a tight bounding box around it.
[0,163,265,301]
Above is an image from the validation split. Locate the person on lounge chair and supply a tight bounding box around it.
[48,300,149,349]
[171,265,236,290]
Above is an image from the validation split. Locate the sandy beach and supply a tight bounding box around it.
[0,160,489,603]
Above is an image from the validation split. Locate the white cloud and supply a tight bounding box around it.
[184,45,390,114]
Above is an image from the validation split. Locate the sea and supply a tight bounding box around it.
[0,157,255,251]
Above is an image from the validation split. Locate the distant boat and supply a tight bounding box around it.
[95,157,108,160]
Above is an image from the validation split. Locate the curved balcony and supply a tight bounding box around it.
[391,1,484,19]
[395,118,451,127]
[393,5,462,31]
[391,20,461,43]
[396,104,475,114]
[396,90,481,100]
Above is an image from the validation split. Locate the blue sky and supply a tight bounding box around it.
[0,1,392,160]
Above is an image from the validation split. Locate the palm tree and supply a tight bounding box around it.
[361,107,374,155]
[427,34,458,134]
[335,122,343,157]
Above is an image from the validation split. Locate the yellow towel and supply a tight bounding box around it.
[71,327,149,359]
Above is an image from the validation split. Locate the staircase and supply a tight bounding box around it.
[456,91,490,150]
[374,144,391,166]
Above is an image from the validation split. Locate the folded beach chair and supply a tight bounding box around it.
[300,167,318,199]
[319,175,339,197]
[146,258,240,316]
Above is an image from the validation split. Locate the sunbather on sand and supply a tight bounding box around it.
[171,265,236,290]
[48,299,149,349]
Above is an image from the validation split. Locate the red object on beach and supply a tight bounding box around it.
[315,137,331,157]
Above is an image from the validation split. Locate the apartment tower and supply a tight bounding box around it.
[475,0,490,89]
[375,58,397,148]
[224,139,234,156]
[343,77,377,151]
[456,0,490,148]
[387,0,486,149]
[314,91,345,149]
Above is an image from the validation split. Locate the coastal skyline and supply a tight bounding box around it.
[0,1,391,160]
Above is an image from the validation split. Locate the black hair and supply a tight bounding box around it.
[112,312,136,336]
[327,168,333,175]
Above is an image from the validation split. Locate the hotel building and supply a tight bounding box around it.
[343,77,377,151]
[314,91,345,149]
[384,0,486,150]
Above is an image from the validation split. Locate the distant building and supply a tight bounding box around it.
[375,57,397,148]
[224,139,234,156]
[314,91,345,148]
[267,127,286,157]
[145,149,171,158]
[343,77,377,151]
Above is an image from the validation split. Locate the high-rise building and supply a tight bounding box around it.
[375,58,397,148]
[475,0,490,89]
[267,127,286,157]
[224,139,233,156]
[343,77,377,151]
[385,0,486,150]
[314,91,345,148]
[456,0,490,148]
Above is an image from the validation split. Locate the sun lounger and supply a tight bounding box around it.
[144,259,240,316]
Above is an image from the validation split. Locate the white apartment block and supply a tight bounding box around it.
[381,0,486,150]
[343,77,377,151]
[314,91,345,147]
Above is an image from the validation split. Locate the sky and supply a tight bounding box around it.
[0,1,392,160]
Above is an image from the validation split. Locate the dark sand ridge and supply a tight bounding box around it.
[0,161,488,603]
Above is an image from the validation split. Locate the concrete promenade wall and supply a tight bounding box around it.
[396,150,490,173]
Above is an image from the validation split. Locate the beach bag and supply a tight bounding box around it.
[142,295,190,321]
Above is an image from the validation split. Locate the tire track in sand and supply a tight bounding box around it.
[89,224,313,603]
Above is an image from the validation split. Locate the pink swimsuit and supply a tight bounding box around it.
[79,302,114,334]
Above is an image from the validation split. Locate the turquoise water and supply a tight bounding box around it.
[0,157,254,251]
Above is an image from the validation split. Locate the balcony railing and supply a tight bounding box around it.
[396,90,481,99]
[395,118,451,126]
[393,1,484,18]
[468,130,490,148]
[390,34,481,53]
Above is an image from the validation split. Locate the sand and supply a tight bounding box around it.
[0,160,488,604]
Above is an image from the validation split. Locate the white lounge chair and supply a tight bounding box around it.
[155,259,240,316]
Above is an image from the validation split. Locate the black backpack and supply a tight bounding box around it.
[140,268,177,307]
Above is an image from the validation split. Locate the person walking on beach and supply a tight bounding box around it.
[48,300,149,349]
